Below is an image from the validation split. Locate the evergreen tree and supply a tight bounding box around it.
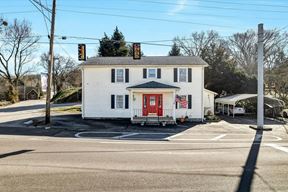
[98,27,129,56]
[168,42,181,56]
[111,26,129,56]
[98,33,115,56]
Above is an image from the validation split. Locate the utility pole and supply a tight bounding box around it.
[45,0,56,124]
[257,23,264,129]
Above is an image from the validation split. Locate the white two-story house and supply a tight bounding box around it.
[82,56,211,124]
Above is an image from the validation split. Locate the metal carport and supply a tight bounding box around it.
[215,94,285,118]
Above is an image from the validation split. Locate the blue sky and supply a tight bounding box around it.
[1,0,288,63]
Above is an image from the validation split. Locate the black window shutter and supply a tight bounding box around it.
[188,95,192,109]
[143,68,147,78]
[111,69,115,83]
[125,95,129,109]
[174,68,178,82]
[175,102,178,109]
[125,69,129,83]
[188,68,192,82]
[157,68,161,79]
[111,95,115,109]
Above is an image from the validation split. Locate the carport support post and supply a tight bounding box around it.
[257,23,264,129]
[227,104,230,116]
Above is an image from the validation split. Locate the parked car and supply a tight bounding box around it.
[229,107,245,115]
[223,105,245,115]
[281,109,288,118]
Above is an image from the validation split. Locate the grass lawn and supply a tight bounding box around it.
[0,100,12,107]
[51,106,81,113]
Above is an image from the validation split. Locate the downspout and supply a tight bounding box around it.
[201,67,204,122]
[81,67,85,119]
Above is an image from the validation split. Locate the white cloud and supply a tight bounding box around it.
[169,0,188,15]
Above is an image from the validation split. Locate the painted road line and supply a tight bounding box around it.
[211,134,227,141]
[75,131,123,138]
[166,133,183,140]
[266,144,288,153]
[99,141,265,145]
[113,133,139,139]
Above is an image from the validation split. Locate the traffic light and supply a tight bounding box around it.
[133,43,141,60]
[78,44,86,61]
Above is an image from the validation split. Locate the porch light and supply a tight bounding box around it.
[133,94,136,101]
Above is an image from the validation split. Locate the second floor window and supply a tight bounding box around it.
[116,69,124,82]
[148,68,156,78]
[179,68,187,82]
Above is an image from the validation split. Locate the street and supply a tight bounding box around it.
[0,122,288,192]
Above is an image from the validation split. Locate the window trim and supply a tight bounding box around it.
[147,68,157,79]
[178,68,188,82]
[115,95,124,109]
[115,68,125,83]
[177,95,187,109]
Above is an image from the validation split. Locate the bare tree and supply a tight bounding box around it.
[39,53,78,94]
[228,29,287,76]
[0,19,39,103]
[174,31,219,56]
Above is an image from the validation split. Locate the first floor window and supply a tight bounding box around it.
[116,69,124,82]
[178,95,187,109]
[116,95,124,108]
[179,68,187,82]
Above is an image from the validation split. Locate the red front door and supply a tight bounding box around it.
[143,94,163,116]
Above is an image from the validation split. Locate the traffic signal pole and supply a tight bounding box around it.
[45,0,56,125]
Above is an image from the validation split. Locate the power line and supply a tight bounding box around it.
[57,9,231,28]
[58,5,233,18]
[125,0,288,14]
[56,5,288,21]
[30,0,52,13]
[55,39,74,57]
[39,0,50,36]
[0,11,38,14]
[29,0,51,22]
[179,0,288,9]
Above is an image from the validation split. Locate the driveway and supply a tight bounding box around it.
[0,99,80,127]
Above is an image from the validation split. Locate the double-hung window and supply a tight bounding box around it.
[148,68,156,78]
[178,95,187,109]
[116,95,124,109]
[116,69,124,82]
[179,68,187,82]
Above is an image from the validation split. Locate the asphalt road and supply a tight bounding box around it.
[0,123,288,192]
[1,100,288,191]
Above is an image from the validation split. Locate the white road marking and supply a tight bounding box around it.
[211,134,227,141]
[113,133,139,139]
[122,151,227,155]
[98,141,264,145]
[273,136,283,141]
[75,131,126,138]
[75,131,174,138]
[166,133,183,140]
[266,144,288,153]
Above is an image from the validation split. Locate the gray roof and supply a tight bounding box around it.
[83,56,208,66]
[127,81,179,89]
